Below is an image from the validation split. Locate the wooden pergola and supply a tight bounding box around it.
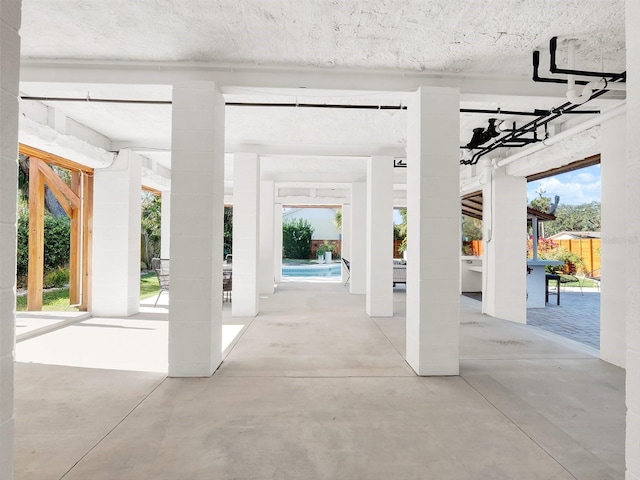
[19,144,94,311]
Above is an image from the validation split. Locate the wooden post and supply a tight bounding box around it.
[27,158,45,311]
[69,172,81,305]
[80,172,93,312]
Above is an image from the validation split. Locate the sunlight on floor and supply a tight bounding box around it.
[16,314,245,374]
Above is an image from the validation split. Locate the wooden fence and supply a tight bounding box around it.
[464,238,600,275]
[553,238,601,275]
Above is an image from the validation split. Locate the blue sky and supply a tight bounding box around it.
[527,164,601,206]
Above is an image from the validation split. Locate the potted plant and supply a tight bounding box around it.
[316,243,327,264]
[323,241,334,263]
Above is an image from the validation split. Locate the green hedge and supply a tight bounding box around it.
[17,211,70,282]
[282,218,314,259]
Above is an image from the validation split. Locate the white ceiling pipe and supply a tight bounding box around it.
[566,40,625,104]
[493,102,626,169]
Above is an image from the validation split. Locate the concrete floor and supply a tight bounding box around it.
[14,282,624,479]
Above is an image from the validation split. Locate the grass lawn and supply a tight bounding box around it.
[140,271,160,299]
[557,275,600,289]
[16,288,78,312]
[16,272,160,311]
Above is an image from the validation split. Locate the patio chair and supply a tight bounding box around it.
[549,263,583,296]
[151,258,170,307]
[342,258,350,286]
[580,268,601,291]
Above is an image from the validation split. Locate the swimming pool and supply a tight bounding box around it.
[282,263,341,277]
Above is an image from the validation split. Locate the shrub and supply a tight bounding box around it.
[282,219,314,259]
[43,267,70,288]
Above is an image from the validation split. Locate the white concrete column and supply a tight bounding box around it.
[274,203,283,283]
[366,156,394,316]
[232,153,260,316]
[350,182,366,295]
[483,166,527,324]
[341,204,351,284]
[92,150,142,316]
[160,190,171,258]
[626,1,640,478]
[169,81,225,377]
[0,3,21,476]
[405,86,460,376]
[259,180,275,294]
[600,113,626,368]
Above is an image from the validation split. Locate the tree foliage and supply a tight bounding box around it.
[140,192,161,268]
[529,196,551,213]
[224,206,233,257]
[334,209,342,231]
[545,202,601,236]
[529,195,601,237]
[462,215,482,241]
[282,218,314,259]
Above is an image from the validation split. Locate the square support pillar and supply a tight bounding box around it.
[0,3,21,476]
[366,156,393,317]
[274,203,283,283]
[482,167,527,323]
[350,183,366,295]
[341,204,352,284]
[626,1,640,477]
[169,81,225,377]
[406,87,460,376]
[160,190,171,259]
[259,180,275,294]
[92,150,142,316]
[600,113,626,368]
[232,153,260,317]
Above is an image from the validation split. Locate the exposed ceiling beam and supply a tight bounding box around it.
[526,154,601,182]
[20,60,572,98]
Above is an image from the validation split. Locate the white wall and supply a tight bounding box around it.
[91,150,142,316]
[626,1,640,477]
[168,81,225,377]
[600,113,627,368]
[0,2,21,477]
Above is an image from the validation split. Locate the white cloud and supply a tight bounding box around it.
[527,165,601,205]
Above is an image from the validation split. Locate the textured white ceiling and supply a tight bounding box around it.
[20,0,625,75]
[18,0,627,192]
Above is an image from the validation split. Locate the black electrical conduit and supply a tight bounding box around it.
[19,96,600,117]
[460,87,611,165]
[549,36,626,80]
[460,42,627,166]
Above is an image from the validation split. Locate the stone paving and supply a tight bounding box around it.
[526,288,600,350]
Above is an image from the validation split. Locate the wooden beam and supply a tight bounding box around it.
[19,144,93,174]
[526,154,601,182]
[36,160,80,215]
[142,185,161,196]
[27,158,45,311]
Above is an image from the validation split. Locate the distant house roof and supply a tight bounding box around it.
[548,231,601,240]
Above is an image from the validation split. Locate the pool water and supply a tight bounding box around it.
[282,263,341,277]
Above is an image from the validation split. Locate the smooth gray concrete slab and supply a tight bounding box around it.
[218,282,413,377]
[16,311,91,342]
[14,364,165,480]
[14,282,624,480]
[59,376,576,480]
